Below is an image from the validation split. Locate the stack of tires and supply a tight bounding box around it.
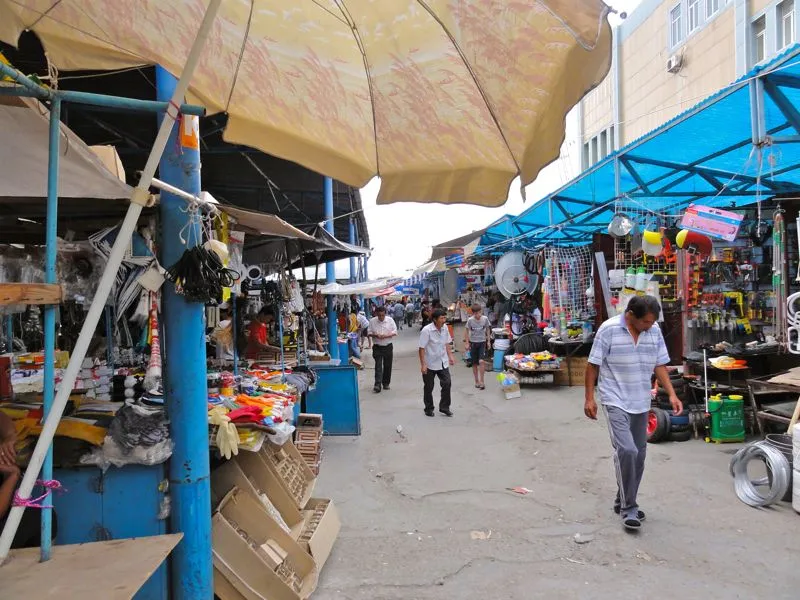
[647,407,692,443]
[647,370,692,443]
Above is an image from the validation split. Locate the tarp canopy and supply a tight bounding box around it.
[428,227,488,262]
[244,224,369,269]
[319,279,395,296]
[218,204,313,241]
[476,43,800,254]
[0,94,132,200]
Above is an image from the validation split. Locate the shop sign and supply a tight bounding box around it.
[445,249,465,268]
[680,204,743,242]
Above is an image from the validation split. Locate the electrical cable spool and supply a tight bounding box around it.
[729,441,791,507]
[495,251,538,299]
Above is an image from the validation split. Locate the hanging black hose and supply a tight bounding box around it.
[165,245,238,304]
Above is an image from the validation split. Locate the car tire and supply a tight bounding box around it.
[670,429,692,442]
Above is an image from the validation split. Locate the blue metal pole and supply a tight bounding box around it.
[156,66,212,600]
[349,218,357,285]
[324,177,339,360]
[40,95,60,562]
[364,257,371,318]
[0,65,204,116]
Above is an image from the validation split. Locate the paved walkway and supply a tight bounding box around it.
[315,324,799,600]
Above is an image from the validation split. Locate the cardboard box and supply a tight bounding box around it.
[554,357,589,386]
[213,451,341,570]
[259,442,316,509]
[502,383,522,399]
[299,498,341,570]
[213,487,318,600]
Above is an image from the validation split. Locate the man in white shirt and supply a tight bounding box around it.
[419,309,455,417]
[357,310,371,351]
[367,306,397,393]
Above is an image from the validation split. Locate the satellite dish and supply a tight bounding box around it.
[440,269,459,306]
[495,251,537,299]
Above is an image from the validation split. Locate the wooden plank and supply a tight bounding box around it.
[0,533,182,599]
[0,283,62,306]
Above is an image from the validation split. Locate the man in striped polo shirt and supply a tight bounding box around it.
[584,295,683,531]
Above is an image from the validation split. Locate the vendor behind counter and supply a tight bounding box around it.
[0,411,57,549]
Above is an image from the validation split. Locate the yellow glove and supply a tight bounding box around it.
[209,407,239,460]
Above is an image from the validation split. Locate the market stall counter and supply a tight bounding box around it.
[303,361,361,436]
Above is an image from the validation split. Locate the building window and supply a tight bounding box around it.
[753,15,767,63]
[582,142,590,170]
[590,137,598,165]
[706,0,720,17]
[778,0,795,50]
[608,126,615,154]
[688,0,702,32]
[670,4,684,47]
[599,130,608,160]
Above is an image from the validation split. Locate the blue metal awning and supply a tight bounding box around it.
[476,43,800,255]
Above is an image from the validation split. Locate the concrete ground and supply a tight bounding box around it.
[315,324,800,600]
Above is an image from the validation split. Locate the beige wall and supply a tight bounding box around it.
[581,75,613,143]
[620,7,736,143]
[750,0,772,15]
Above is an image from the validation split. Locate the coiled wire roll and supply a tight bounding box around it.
[730,441,791,507]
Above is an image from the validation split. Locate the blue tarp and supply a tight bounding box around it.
[476,43,800,255]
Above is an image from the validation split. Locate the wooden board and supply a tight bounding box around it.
[0,534,182,599]
[0,283,62,306]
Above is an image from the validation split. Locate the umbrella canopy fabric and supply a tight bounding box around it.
[245,224,368,268]
[0,1,611,206]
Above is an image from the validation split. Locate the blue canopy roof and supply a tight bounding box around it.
[476,43,800,255]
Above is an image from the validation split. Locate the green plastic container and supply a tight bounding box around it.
[708,394,745,443]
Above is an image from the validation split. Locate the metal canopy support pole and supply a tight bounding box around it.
[364,257,371,318]
[349,218,357,284]
[0,0,222,568]
[324,177,339,360]
[40,95,60,562]
[156,66,212,600]
[750,78,766,144]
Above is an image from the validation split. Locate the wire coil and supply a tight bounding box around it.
[730,441,791,507]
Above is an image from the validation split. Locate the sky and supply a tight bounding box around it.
[331,0,641,281]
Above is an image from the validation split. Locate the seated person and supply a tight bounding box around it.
[0,411,57,549]
[244,306,282,360]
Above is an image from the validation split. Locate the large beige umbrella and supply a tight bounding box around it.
[0,0,611,206]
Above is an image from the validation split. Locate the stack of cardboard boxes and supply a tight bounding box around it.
[212,440,341,599]
[294,413,323,475]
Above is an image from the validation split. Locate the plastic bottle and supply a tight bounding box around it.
[635,267,648,292]
[625,267,636,289]
[582,321,592,342]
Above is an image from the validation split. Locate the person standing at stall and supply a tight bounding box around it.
[584,295,683,532]
[463,304,491,390]
[368,306,397,393]
[244,306,281,360]
[419,309,455,417]
[357,310,371,351]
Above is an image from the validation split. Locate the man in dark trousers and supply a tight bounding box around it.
[368,306,397,393]
[584,295,682,531]
[419,309,455,417]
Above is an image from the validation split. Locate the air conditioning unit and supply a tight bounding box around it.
[666,54,683,73]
